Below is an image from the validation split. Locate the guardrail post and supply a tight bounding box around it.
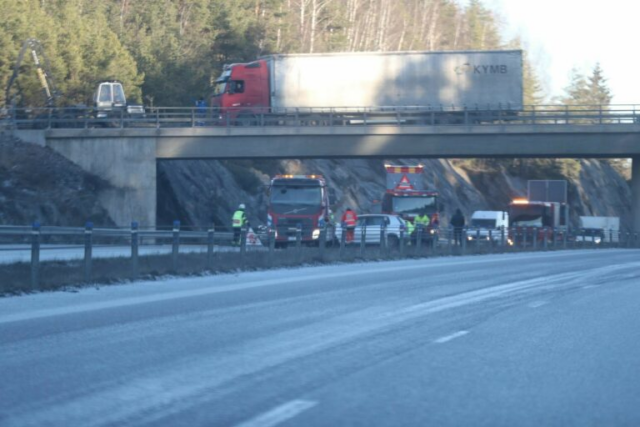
[360,225,366,257]
[543,227,548,250]
[84,221,93,283]
[488,229,493,253]
[416,226,423,255]
[155,108,160,129]
[268,229,275,266]
[523,228,528,249]
[339,228,346,258]
[461,229,467,255]
[501,227,505,247]
[380,222,387,257]
[191,108,195,127]
[319,225,326,259]
[172,220,180,272]
[447,228,452,253]
[296,225,302,250]
[30,221,41,289]
[609,229,613,246]
[532,227,537,251]
[240,226,248,264]
[119,108,124,128]
[131,221,139,279]
[207,227,215,270]
[399,229,405,257]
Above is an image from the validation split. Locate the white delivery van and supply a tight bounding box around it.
[577,216,620,243]
[467,211,509,244]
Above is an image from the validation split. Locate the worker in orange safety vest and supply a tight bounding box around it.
[341,207,358,243]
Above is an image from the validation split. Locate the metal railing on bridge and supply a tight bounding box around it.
[0,222,637,293]
[2,104,640,130]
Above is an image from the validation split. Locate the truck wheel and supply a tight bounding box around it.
[236,114,258,126]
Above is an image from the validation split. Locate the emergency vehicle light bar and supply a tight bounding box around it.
[384,165,424,174]
[275,174,323,179]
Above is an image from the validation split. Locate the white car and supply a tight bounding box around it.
[336,214,407,247]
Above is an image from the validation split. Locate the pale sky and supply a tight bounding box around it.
[482,0,639,105]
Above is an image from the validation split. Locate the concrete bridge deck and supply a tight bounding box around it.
[40,124,640,159]
[11,123,640,231]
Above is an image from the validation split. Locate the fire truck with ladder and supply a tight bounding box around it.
[382,165,440,241]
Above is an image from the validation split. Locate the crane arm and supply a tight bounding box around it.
[4,38,59,109]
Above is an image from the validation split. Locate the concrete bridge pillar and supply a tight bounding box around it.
[633,157,640,233]
[46,135,157,228]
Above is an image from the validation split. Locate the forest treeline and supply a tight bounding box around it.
[2,0,549,108]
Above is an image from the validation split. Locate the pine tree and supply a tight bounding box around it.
[585,63,612,106]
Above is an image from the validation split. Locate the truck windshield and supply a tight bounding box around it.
[113,84,126,104]
[213,80,228,96]
[511,206,545,227]
[270,186,322,214]
[98,85,112,103]
[471,219,497,228]
[392,196,437,215]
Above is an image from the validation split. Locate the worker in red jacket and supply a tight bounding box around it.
[342,207,358,243]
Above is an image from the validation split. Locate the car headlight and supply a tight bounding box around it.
[312,228,320,239]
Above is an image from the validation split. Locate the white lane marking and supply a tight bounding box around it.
[528,300,548,308]
[235,400,317,427]
[3,252,618,325]
[434,331,469,344]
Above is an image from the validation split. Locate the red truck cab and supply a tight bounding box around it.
[267,175,334,245]
[210,60,269,122]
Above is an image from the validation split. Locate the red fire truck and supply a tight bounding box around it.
[382,165,439,240]
[267,175,334,245]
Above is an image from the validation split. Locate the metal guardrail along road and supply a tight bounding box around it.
[1,222,637,290]
[2,104,640,129]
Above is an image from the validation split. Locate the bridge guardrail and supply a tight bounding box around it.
[0,222,636,293]
[3,104,640,130]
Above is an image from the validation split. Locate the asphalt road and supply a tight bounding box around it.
[1,250,640,427]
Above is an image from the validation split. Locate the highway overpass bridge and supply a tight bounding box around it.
[11,120,640,230]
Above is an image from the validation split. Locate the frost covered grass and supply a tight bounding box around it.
[0,246,397,295]
[0,243,571,296]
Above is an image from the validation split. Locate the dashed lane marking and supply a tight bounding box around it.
[528,300,548,308]
[434,331,469,344]
[235,400,317,427]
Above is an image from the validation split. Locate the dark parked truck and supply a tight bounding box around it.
[267,175,334,245]
[211,50,523,124]
[382,165,439,240]
[508,199,568,246]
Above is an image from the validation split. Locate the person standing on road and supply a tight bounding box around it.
[341,207,358,243]
[451,208,465,246]
[414,210,430,244]
[195,96,206,126]
[232,203,248,246]
[406,218,415,245]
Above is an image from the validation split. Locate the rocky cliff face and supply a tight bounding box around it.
[157,157,633,231]
[0,133,114,226]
